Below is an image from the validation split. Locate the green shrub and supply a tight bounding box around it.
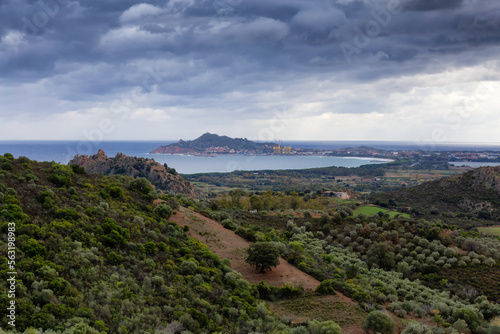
[308,319,342,334]
[17,156,30,164]
[402,321,432,334]
[54,209,79,221]
[49,164,74,187]
[100,218,129,246]
[316,279,337,295]
[145,241,158,255]
[130,177,154,194]
[49,277,70,295]
[154,203,173,219]
[363,311,395,334]
[254,281,303,301]
[106,251,124,265]
[166,197,180,210]
[222,219,236,230]
[70,163,86,174]
[107,185,124,199]
[25,173,39,182]
[452,307,483,331]
[22,238,48,258]
[1,162,14,171]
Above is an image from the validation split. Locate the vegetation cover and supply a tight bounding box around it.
[196,188,500,333]
[2,152,500,334]
[151,133,275,154]
[0,154,297,333]
[373,166,500,223]
[246,242,281,273]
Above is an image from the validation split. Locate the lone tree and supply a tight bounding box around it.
[246,242,280,273]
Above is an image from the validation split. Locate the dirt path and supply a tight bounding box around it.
[170,207,320,291]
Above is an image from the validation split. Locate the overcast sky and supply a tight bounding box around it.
[0,0,499,143]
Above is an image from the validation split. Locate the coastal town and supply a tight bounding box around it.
[150,134,500,166]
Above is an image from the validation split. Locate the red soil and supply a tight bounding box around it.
[170,207,320,290]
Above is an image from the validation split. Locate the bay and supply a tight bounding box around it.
[0,140,390,174]
[1,140,499,174]
[144,154,391,174]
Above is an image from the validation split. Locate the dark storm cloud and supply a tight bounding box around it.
[405,0,463,12]
[0,0,499,116]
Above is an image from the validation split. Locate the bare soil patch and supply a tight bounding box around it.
[170,207,367,333]
[170,207,320,290]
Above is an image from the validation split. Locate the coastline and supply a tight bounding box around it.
[149,152,395,163]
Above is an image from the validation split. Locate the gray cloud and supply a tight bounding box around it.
[0,0,499,141]
[404,0,463,12]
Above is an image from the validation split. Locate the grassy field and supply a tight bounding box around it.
[190,181,235,193]
[478,226,500,237]
[353,205,410,218]
[266,295,366,327]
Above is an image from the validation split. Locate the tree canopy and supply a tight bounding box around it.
[246,242,281,273]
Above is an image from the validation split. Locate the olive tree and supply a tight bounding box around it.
[246,242,280,273]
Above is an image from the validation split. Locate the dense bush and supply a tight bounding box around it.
[0,158,295,333]
[316,279,337,296]
[363,311,395,334]
[308,319,342,334]
[48,164,74,187]
[129,177,154,194]
[153,203,173,219]
[402,321,433,334]
[254,281,304,301]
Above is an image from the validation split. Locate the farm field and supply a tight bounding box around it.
[353,205,410,218]
[478,226,500,237]
[267,295,366,327]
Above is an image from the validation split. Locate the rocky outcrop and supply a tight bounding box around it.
[457,166,500,194]
[69,150,199,197]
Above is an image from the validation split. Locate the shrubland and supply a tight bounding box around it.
[2,153,500,334]
[1,154,330,333]
[195,190,500,333]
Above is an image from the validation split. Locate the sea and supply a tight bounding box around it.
[1,140,500,174]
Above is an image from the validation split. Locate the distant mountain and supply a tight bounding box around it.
[374,166,500,219]
[150,132,276,154]
[69,150,198,196]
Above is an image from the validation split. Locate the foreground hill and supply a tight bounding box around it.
[150,132,275,154]
[68,150,198,197]
[0,154,298,333]
[374,166,500,220]
[2,153,499,333]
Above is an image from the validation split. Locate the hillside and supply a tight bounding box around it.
[0,154,300,333]
[171,207,321,290]
[68,150,198,197]
[150,132,275,154]
[374,166,500,220]
[2,153,500,333]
